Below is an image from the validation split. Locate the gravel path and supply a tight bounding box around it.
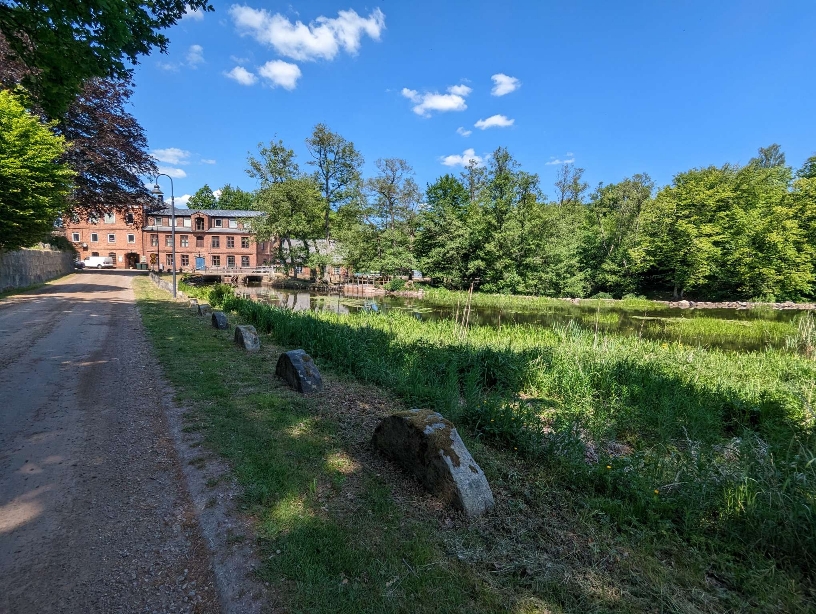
[0,272,260,614]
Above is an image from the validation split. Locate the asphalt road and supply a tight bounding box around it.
[0,271,220,613]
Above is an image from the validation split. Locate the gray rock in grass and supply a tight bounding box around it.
[197,303,212,316]
[275,349,323,393]
[372,409,494,517]
[234,324,259,351]
[211,311,229,330]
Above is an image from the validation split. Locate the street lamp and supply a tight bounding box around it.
[152,174,176,298]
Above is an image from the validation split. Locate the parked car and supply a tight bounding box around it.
[74,259,85,269]
[83,256,114,269]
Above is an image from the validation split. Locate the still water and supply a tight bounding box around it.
[234,286,807,352]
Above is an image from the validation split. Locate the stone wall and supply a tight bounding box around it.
[0,248,75,292]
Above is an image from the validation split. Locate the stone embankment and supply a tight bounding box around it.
[0,247,74,292]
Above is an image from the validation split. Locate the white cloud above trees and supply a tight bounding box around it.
[456,126,472,137]
[441,148,484,167]
[158,167,187,179]
[229,5,385,61]
[258,60,302,90]
[401,84,472,116]
[490,73,520,96]
[152,148,191,165]
[474,114,514,129]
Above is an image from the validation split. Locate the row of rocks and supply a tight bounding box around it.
[188,299,493,517]
[664,299,816,310]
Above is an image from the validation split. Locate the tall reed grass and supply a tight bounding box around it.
[219,294,816,570]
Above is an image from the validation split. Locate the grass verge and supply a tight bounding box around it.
[135,278,815,613]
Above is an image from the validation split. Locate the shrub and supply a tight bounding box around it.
[386,278,406,291]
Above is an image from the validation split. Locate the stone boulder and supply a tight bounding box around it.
[211,311,229,330]
[275,349,323,393]
[234,324,259,351]
[372,409,494,517]
[197,303,212,316]
[189,299,199,313]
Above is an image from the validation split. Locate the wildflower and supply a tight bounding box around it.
[606,465,612,470]
[654,489,659,495]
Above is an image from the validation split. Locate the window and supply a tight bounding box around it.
[195,218,204,231]
[229,219,238,228]
[226,236,235,248]
[91,233,99,242]
[125,213,134,225]
[211,236,220,248]
[211,255,221,266]
[166,254,174,266]
[165,235,173,247]
[91,251,99,257]
[162,217,169,226]
[89,215,99,225]
[241,256,250,267]
[150,234,158,247]
[180,235,189,247]
[107,233,116,243]
[333,266,341,275]
[241,237,250,249]
[181,254,189,267]
[127,234,135,243]
[103,212,115,224]
[214,218,223,227]
[196,236,204,247]
[71,232,80,242]
[295,266,303,274]
[227,255,236,268]
[183,217,191,227]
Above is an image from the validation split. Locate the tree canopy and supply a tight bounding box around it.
[0,89,73,249]
[187,184,217,210]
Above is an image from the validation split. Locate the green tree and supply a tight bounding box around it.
[0,0,213,118]
[305,124,363,240]
[215,184,254,210]
[0,89,73,249]
[246,139,298,188]
[187,184,217,210]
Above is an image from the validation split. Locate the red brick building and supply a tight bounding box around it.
[65,207,276,271]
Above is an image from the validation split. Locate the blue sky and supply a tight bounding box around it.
[131,0,816,206]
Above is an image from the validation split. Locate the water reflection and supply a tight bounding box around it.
[234,286,806,352]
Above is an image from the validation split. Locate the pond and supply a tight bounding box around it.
[232,286,810,352]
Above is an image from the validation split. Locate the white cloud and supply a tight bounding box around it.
[441,148,484,167]
[152,148,191,165]
[230,55,250,64]
[566,151,574,156]
[186,44,205,67]
[456,126,472,137]
[258,60,301,90]
[224,65,257,85]
[157,61,179,72]
[401,84,471,117]
[546,157,576,165]
[230,5,385,62]
[200,159,217,165]
[175,194,192,207]
[213,189,223,199]
[474,114,515,129]
[158,167,187,179]
[182,4,205,20]
[491,73,520,96]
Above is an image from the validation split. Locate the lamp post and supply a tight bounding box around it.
[152,174,176,298]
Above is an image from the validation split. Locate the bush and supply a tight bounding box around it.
[590,291,613,299]
[208,283,234,308]
[386,278,406,291]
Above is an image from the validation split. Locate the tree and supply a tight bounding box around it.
[59,78,157,220]
[187,184,217,210]
[215,184,254,210]
[751,143,786,169]
[305,124,363,240]
[0,89,73,249]
[554,163,588,207]
[0,0,213,118]
[250,178,323,277]
[246,139,298,188]
[797,154,816,180]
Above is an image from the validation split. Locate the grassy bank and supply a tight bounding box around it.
[136,278,815,612]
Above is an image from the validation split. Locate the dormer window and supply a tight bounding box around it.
[214,218,223,228]
[195,218,205,231]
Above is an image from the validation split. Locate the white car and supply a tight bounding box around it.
[83,256,115,269]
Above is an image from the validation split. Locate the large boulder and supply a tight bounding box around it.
[234,324,259,351]
[197,303,212,316]
[275,349,323,393]
[212,311,229,330]
[372,409,494,517]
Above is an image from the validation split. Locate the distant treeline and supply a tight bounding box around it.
[197,130,816,301]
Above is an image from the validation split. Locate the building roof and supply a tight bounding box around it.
[147,208,263,218]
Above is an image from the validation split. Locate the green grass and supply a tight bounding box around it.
[136,278,816,612]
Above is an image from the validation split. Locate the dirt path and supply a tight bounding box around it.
[0,272,226,613]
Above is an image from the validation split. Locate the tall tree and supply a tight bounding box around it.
[246,139,298,188]
[751,143,786,169]
[187,184,217,210]
[59,78,157,219]
[215,184,254,210]
[0,0,213,118]
[305,124,363,240]
[0,89,73,249]
[553,163,589,207]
